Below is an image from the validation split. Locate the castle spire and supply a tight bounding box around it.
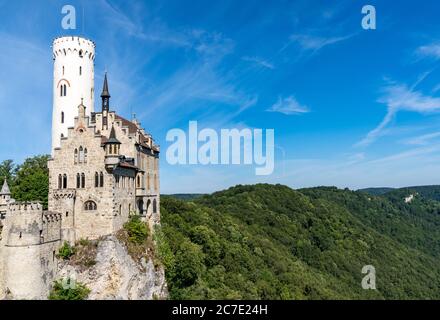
[101,72,110,112]
[1,178,11,195]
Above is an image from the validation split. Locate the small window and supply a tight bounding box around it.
[100,172,104,187]
[62,66,65,75]
[79,50,83,58]
[63,174,67,189]
[153,199,157,214]
[58,174,62,189]
[84,201,97,211]
[79,146,84,163]
[95,172,99,187]
[81,173,85,188]
[74,149,78,164]
[76,173,80,188]
[61,111,64,123]
[84,148,88,164]
[79,66,82,75]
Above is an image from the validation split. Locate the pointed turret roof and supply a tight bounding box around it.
[1,178,11,195]
[106,125,121,144]
[101,73,111,98]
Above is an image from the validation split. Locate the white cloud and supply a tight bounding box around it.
[267,96,309,115]
[289,34,352,52]
[405,131,440,145]
[242,56,274,69]
[357,83,440,146]
[417,43,440,59]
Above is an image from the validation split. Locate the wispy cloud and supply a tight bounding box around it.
[405,131,440,145]
[289,33,352,53]
[417,43,440,59]
[266,96,309,115]
[357,82,440,146]
[242,56,274,69]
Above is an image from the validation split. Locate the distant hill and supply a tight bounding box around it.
[360,185,440,201]
[358,187,395,195]
[164,194,205,201]
[159,184,440,300]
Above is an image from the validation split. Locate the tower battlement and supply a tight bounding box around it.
[52,36,96,61]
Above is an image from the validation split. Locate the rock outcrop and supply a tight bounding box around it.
[57,235,168,300]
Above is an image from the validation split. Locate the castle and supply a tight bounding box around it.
[0,36,160,299]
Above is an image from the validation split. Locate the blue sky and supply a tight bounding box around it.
[2,0,440,193]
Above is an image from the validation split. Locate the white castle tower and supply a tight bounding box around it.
[51,36,96,153]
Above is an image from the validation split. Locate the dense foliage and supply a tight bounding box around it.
[124,215,149,244]
[57,241,76,260]
[0,155,49,208]
[48,280,90,300]
[160,184,440,299]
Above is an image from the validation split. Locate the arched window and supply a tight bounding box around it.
[136,175,141,188]
[81,173,85,188]
[119,204,122,215]
[95,172,99,187]
[61,112,64,124]
[79,66,82,75]
[153,199,157,214]
[79,50,83,58]
[63,84,67,96]
[146,199,151,213]
[58,174,62,189]
[76,173,80,188]
[100,172,104,187]
[60,85,63,97]
[74,149,78,164]
[79,146,84,163]
[63,174,67,189]
[84,148,88,164]
[84,201,97,211]
[62,66,65,75]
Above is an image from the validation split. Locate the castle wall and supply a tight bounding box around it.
[1,203,61,299]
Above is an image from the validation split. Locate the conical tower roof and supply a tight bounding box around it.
[106,125,121,144]
[101,73,111,98]
[0,178,11,195]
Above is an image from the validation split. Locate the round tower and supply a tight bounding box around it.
[51,36,96,154]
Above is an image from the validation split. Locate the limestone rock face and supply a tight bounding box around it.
[57,235,168,300]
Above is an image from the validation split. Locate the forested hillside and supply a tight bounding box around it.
[159,184,440,299]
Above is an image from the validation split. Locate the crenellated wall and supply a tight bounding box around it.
[0,202,61,299]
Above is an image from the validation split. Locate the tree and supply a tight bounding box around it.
[12,155,50,208]
[0,159,17,187]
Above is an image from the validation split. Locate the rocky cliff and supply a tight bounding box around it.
[57,235,168,300]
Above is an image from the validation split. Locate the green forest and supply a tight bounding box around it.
[160,186,440,299]
[2,156,440,299]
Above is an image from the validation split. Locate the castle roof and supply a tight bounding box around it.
[1,179,11,195]
[101,73,110,98]
[106,126,121,144]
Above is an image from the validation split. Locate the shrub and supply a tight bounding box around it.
[48,280,90,300]
[57,241,75,260]
[124,215,149,244]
